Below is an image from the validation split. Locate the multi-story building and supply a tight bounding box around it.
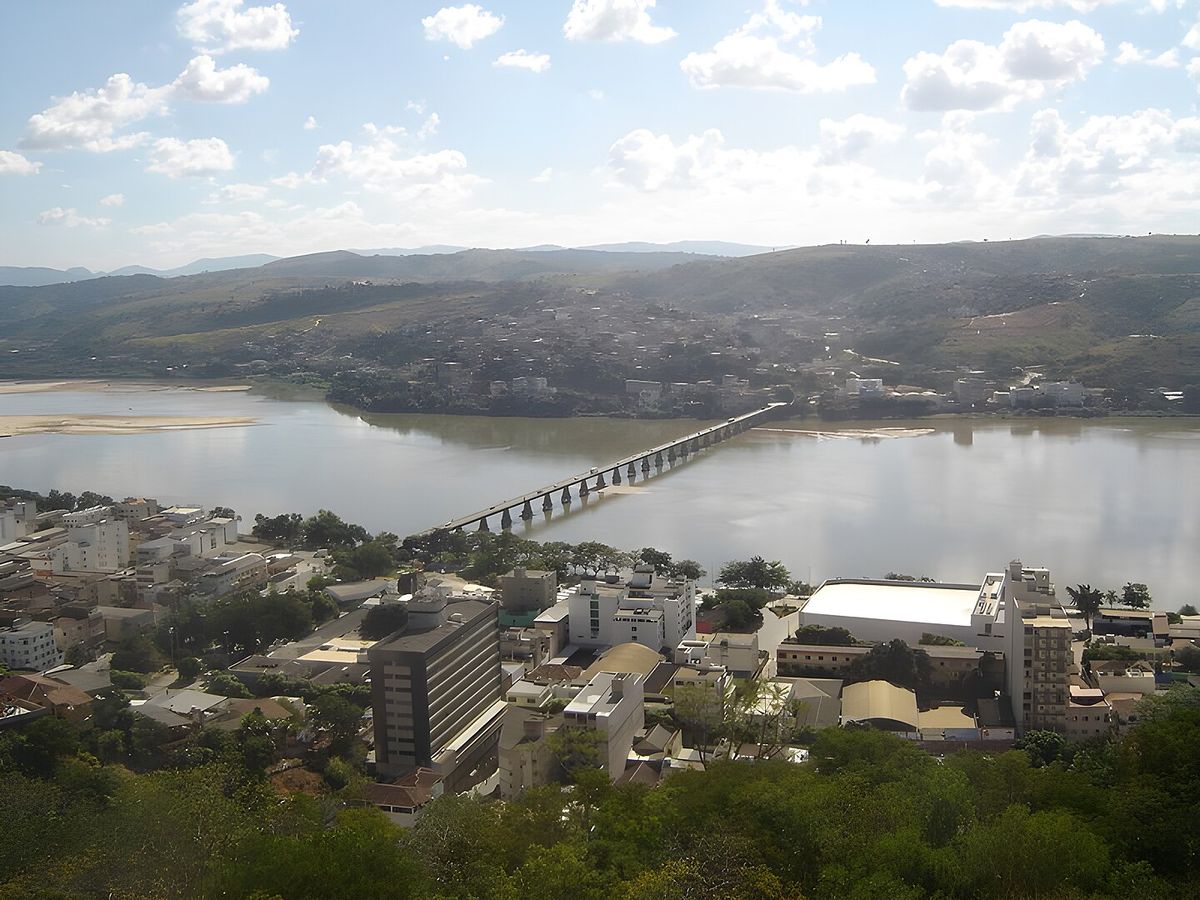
[568,566,696,652]
[498,706,562,799]
[563,671,645,779]
[498,567,558,614]
[369,593,504,786]
[1001,560,1071,734]
[0,619,64,671]
[56,507,130,573]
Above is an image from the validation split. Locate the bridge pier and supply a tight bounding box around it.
[501,508,513,529]
[521,500,534,520]
[542,494,553,512]
[579,480,589,497]
[561,486,572,505]
[654,451,664,467]
[627,461,636,478]
[679,442,689,458]
[478,516,489,532]
[667,446,676,462]
[596,472,607,489]
[611,467,621,484]
[641,457,651,473]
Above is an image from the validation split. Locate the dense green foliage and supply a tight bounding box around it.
[794,625,859,646]
[717,556,792,591]
[1,688,1198,898]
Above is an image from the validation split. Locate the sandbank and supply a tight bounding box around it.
[0,414,256,437]
[0,379,252,395]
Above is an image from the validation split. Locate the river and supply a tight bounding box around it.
[2,383,1197,608]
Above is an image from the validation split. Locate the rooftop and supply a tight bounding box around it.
[802,580,983,628]
[841,680,920,731]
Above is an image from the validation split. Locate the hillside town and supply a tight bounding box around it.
[3,490,1197,828]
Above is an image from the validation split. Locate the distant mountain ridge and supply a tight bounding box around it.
[0,254,280,287]
[0,241,779,286]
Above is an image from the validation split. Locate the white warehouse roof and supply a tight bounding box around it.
[801,580,982,628]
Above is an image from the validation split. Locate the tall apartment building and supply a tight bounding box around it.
[568,565,696,652]
[1002,559,1072,734]
[369,593,504,785]
[57,507,130,573]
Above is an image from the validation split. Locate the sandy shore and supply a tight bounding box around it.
[0,414,256,436]
[0,379,252,395]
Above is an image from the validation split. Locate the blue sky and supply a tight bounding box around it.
[2,0,1198,269]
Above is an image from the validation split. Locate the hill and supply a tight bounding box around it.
[0,236,1196,398]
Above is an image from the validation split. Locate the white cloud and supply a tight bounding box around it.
[99,193,125,206]
[532,167,554,183]
[494,49,551,72]
[818,115,905,163]
[607,127,814,191]
[22,74,168,152]
[1185,20,1200,51]
[0,150,41,175]
[171,54,269,103]
[680,3,875,93]
[1114,42,1179,67]
[304,115,318,130]
[147,137,235,178]
[37,207,111,227]
[588,88,605,101]
[418,113,441,140]
[21,55,269,153]
[563,0,676,44]
[177,0,299,53]
[1016,107,1200,204]
[308,130,485,201]
[934,0,1120,10]
[421,5,504,49]
[208,182,268,202]
[902,19,1105,111]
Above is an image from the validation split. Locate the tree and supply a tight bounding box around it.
[210,506,235,519]
[673,559,706,581]
[673,683,727,762]
[919,633,964,646]
[794,624,858,646]
[846,639,931,690]
[111,634,165,674]
[546,725,605,778]
[360,603,408,640]
[1174,643,1200,672]
[1181,604,1199,617]
[1120,582,1152,609]
[719,598,761,632]
[718,556,791,592]
[1065,583,1105,631]
[311,693,363,755]
[334,540,395,580]
[636,547,673,571]
[252,512,303,545]
[208,673,251,698]
[1015,729,1066,767]
[301,510,369,550]
[176,656,202,681]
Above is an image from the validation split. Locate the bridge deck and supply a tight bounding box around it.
[421,402,789,535]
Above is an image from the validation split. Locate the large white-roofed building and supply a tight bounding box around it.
[796,575,1004,649]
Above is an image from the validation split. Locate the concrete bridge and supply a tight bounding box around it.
[417,402,792,536]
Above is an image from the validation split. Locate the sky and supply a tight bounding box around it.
[1,0,1199,270]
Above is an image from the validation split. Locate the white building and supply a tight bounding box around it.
[55,507,130,573]
[568,566,697,652]
[563,671,645,778]
[0,619,64,671]
[0,500,35,544]
[1039,381,1085,406]
[844,378,884,397]
[797,577,1003,649]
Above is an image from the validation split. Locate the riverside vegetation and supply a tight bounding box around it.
[0,685,1197,898]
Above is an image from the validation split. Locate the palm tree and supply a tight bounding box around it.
[1065,583,1104,632]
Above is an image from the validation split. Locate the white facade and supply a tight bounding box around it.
[564,672,645,778]
[568,568,696,651]
[55,509,130,573]
[845,378,884,396]
[0,620,64,671]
